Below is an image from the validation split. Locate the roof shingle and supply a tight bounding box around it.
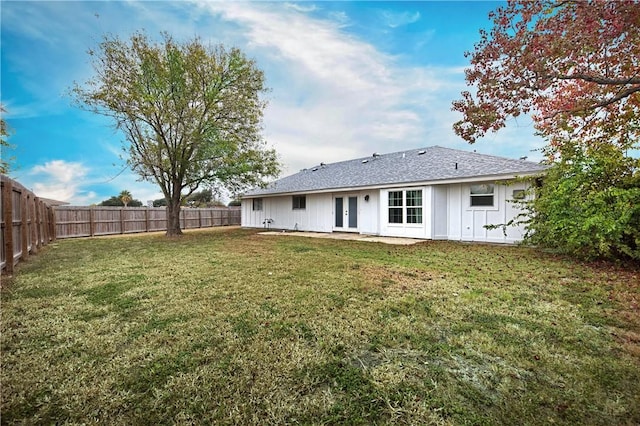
[245,146,546,197]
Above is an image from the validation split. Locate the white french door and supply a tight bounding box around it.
[334,195,358,231]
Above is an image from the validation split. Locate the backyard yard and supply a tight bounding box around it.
[1,227,639,425]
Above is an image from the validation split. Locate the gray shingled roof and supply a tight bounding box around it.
[244,145,546,197]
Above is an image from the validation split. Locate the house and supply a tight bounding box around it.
[241,146,546,243]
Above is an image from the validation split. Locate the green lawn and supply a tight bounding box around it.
[2,227,639,425]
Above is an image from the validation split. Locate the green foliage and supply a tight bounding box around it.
[227,199,241,207]
[1,105,14,174]
[153,198,167,207]
[523,145,640,261]
[184,188,213,207]
[72,32,280,235]
[99,194,143,207]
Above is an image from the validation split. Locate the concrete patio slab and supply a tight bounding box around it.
[258,231,422,245]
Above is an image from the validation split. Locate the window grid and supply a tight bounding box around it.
[388,191,404,224]
[388,191,403,207]
[292,195,306,210]
[388,190,422,224]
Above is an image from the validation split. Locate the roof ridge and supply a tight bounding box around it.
[304,145,539,169]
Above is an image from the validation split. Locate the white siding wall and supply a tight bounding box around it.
[354,190,379,235]
[446,181,529,243]
[241,198,266,228]
[432,185,449,240]
[242,194,332,232]
[243,180,530,243]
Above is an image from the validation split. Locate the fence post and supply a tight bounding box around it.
[2,177,14,275]
[29,196,38,254]
[89,206,95,237]
[34,197,42,248]
[145,208,150,232]
[41,204,50,246]
[120,208,124,234]
[30,196,36,252]
[49,206,56,242]
[21,190,29,261]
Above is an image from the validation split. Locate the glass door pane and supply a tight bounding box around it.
[335,197,343,228]
[348,197,357,228]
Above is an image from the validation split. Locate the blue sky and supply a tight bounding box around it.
[2,1,542,205]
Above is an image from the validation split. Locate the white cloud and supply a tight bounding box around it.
[380,10,421,28]
[29,160,88,202]
[284,3,318,13]
[199,2,461,175]
[30,160,87,184]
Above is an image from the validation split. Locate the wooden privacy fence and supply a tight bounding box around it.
[55,206,241,238]
[1,175,56,275]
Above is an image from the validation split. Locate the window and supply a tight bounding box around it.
[406,190,423,224]
[512,189,526,200]
[388,191,403,224]
[292,195,306,210]
[470,184,494,207]
[252,198,263,211]
[388,190,423,224]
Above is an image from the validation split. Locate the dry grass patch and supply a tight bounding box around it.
[1,228,639,425]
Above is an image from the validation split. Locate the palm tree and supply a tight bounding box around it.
[119,190,132,207]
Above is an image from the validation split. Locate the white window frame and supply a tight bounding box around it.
[469,183,496,209]
[387,189,423,225]
[252,198,263,211]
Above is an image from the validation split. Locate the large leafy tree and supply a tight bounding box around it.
[73,32,279,236]
[453,0,640,260]
[453,0,640,154]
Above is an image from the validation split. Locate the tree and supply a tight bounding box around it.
[185,188,212,207]
[453,0,640,261]
[452,0,639,155]
[119,190,132,207]
[99,193,143,207]
[153,198,167,207]
[73,32,280,236]
[1,105,13,175]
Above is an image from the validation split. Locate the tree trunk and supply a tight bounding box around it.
[166,198,183,237]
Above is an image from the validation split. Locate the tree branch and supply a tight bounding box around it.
[553,74,640,86]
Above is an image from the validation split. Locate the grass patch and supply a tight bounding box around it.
[1,227,639,424]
